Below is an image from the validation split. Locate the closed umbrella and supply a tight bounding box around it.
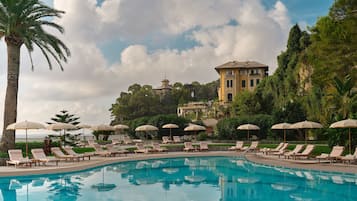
[330,119,357,154]
[135,125,158,139]
[162,123,179,140]
[237,124,260,141]
[290,120,323,144]
[7,120,45,157]
[47,123,77,147]
[271,123,292,143]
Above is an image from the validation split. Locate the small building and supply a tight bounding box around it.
[215,61,268,103]
[177,101,211,120]
[153,79,172,97]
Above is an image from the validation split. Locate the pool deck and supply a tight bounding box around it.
[1,151,356,177]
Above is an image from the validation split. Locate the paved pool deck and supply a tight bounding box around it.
[0,151,356,177]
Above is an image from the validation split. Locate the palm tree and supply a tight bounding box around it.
[0,0,70,151]
[331,75,357,119]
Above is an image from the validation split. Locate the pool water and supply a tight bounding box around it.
[0,156,357,201]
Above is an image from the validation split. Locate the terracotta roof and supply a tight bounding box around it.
[214,61,268,72]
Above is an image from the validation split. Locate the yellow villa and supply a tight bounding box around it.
[215,61,269,103]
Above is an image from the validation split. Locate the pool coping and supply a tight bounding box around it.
[0,151,356,177]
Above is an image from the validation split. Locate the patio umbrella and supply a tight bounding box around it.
[7,120,45,157]
[330,119,357,154]
[290,120,323,144]
[135,125,159,139]
[91,124,115,131]
[237,124,260,141]
[47,123,77,147]
[113,124,129,130]
[271,123,292,143]
[184,124,206,132]
[162,123,179,140]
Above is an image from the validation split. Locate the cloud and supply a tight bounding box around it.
[0,0,292,132]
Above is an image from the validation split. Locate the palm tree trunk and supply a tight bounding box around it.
[0,39,21,152]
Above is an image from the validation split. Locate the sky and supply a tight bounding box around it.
[0,0,334,133]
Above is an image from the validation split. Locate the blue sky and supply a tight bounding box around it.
[0,0,336,128]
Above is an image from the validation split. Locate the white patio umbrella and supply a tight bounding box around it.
[330,119,357,154]
[162,123,179,140]
[135,125,159,139]
[47,123,77,147]
[237,124,260,141]
[271,123,292,143]
[290,120,323,144]
[184,124,206,132]
[113,124,129,130]
[91,124,115,131]
[7,120,45,157]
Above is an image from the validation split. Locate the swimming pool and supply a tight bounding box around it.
[1,156,356,201]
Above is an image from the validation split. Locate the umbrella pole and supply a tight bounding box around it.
[247,130,250,141]
[25,129,28,157]
[284,129,286,143]
[349,128,351,154]
[170,128,172,141]
[305,130,307,145]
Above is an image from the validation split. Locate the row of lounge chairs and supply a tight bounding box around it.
[228,141,259,152]
[162,136,182,144]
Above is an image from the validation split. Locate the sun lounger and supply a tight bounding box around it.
[6,149,33,168]
[199,142,209,151]
[283,144,304,159]
[183,142,196,152]
[341,147,357,163]
[63,147,94,160]
[31,148,59,166]
[243,141,259,152]
[162,136,172,144]
[123,136,133,144]
[316,146,344,163]
[151,143,168,152]
[91,143,112,157]
[105,144,128,156]
[111,139,121,145]
[173,136,182,143]
[228,141,244,151]
[260,142,284,154]
[134,143,152,154]
[51,147,81,161]
[293,144,315,160]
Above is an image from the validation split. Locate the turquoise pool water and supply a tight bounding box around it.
[0,156,357,201]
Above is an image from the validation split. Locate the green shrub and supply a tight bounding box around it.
[72,147,95,153]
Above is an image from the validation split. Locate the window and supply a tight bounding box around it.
[226,80,233,88]
[250,79,254,87]
[226,70,234,76]
[256,79,260,85]
[227,93,233,102]
[242,80,246,88]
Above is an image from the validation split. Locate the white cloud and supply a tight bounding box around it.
[0,0,292,133]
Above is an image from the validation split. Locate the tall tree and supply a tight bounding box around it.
[0,0,70,151]
[48,110,80,125]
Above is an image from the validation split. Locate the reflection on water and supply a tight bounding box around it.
[0,157,357,201]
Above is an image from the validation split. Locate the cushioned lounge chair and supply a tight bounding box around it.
[134,143,152,154]
[111,139,121,145]
[341,147,357,163]
[316,146,344,163]
[260,142,284,154]
[151,143,168,152]
[91,143,112,157]
[228,141,244,151]
[162,136,172,144]
[31,148,59,166]
[123,136,133,145]
[199,142,209,151]
[6,149,33,168]
[51,147,81,162]
[173,136,182,143]
[63,147,94,160]
[183,142,196,152]
[293,144,315,160]
[243,141,259,152]
[105,144,128,156]
[283,144,304,159]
